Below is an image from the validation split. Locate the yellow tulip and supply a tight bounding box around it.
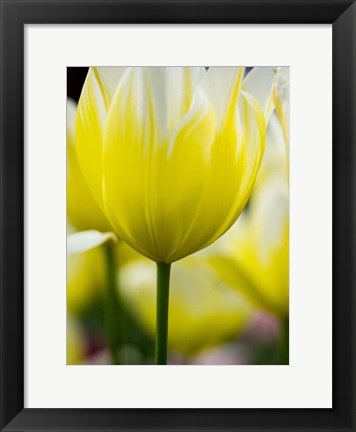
[209,112,289,318]
[67,99,111,232]
[120,256,253,356]
[76,66,266,264]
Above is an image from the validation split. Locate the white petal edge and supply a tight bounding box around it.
[66,98,77,140]
[244,67,275,121]
[95,66,128,101]
[67,230,117,255]
[199,66,244,129]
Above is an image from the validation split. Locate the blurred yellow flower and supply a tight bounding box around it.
[120,256,253,356]
[67,99,111,232]
[209,114,289,318]
[67,239,106,313]
[76,67,266,263]
[250,112,288,198]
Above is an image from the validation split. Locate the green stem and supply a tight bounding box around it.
[104,241,121,365]
[155,262,171,365]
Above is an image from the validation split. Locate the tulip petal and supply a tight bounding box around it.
[102,67,167,260]
[166,89,265,261]
[67,99,111,231]
[273,67,290,152]
[165,66,205,128]
[199,66,244,130]
[244,66,275,121]
[67,230,116,255]
[162,89,217,261]
[194,89,266,251]
[94,67,128,105]
[236,89,266,197]
[76,67,127,210]
[103,71,217,262]
[252,113,288,199]
[67,98,77,141]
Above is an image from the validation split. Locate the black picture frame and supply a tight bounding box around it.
[1,0,355,431]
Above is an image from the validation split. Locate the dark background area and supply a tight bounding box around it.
[67,67,88,102]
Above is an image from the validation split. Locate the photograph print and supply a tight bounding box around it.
[66,66,290,366]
